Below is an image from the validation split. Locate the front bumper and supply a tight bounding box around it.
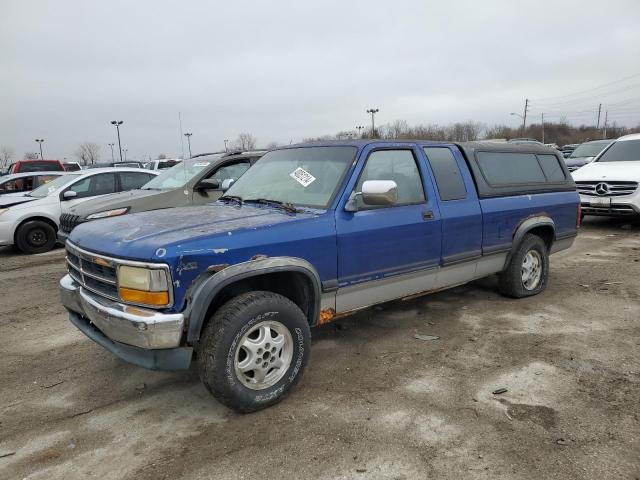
[56,229,69,244]
[60,274,192,370]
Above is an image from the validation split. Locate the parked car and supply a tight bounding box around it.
[563,139,612,172]
[7,159,65,174]
[58,151,263,242]
[573,133,640,218]
[560,144,579,158]
[508,138,544,145]
[60,140,578,412]
[63,162,82,171]
[0,168,158,254]
[0,171,66,196]
[86,161,145,169]
[145,159,182,171]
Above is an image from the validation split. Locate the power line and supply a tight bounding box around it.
[530,72,640,102]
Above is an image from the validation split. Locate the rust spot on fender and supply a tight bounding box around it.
[207,263,229,273]
[318,308,336,324]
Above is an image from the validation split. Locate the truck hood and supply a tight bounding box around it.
[68,203,319,260]
[68,188,167,217]
[571,161,640,181]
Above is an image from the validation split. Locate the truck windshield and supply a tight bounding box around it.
[29,174,80,198]
[142,157,220,190]
[570,141,610,158]
[596,139,640,162]
[224,146,357,209]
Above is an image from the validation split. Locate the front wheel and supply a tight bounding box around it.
[197,291,311,413]
[15,220,57,254]
[498,234,549,298]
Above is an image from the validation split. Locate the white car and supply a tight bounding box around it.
[573,133,640,219]
[144,158,183,171]
[0,171,67,197]
[0,168,158,254]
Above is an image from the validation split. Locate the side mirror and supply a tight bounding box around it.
[221,178,235,191]
[196,179,220,191]
[62,190,77,200]
[361,180,398,206]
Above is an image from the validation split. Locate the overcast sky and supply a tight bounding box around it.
[2,0,640,161]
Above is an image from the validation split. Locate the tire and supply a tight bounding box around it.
[197,291,311,413]
[498,233,549,298]
[15,220,57,254]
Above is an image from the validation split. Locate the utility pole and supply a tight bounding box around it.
[596,103,602,128]
[108,143,115,161]
[522,99,529,136]
[184,133,193,158]
[366,108,379,137]
[110,120,124,162]
[356,125,365,137]
[541,113,545,144]
[224,139,229,152]
[35,139,44,159]
[603,111,608,139]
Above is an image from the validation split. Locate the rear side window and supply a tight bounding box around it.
[423,147,467,201]
[476,152,546,185]
[537,154,565,182]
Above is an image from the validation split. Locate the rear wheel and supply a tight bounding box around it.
[197,291,311,413]
[498,234,549,298]
[15,220,57,254]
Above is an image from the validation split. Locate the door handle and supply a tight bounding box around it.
[422,210,434,220]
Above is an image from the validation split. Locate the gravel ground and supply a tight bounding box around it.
[0,218,639,480]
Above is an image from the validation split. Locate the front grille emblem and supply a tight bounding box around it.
[595,183,609,196]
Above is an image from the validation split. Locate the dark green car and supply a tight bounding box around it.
[58,151,264,242]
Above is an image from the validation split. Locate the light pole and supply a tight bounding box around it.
[356,125,365,137]
[107,143,115,161]
[510,112,525,136]
[366,108,379,137]
[224,139,229,152]
[123,148,128,161]
[184,133,193,158]
[110,120,124,162]
[35,139,44,159]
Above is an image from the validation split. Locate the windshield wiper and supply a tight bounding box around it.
[219,194,244,206]
[244,198,299,214]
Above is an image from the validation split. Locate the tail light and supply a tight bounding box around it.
[577,203,582,228]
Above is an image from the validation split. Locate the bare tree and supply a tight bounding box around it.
[24,152,39,160]
[75,142,101,165]
[0,146,14,169]
[265,142,280,150]
[157,153,167,159]
[233,133,257,151]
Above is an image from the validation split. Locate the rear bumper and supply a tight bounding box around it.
[60,274,192,370]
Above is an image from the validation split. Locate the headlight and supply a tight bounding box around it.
[117,265,170,307]
[87,207,129,220]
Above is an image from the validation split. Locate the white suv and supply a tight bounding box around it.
[573,133,640,219]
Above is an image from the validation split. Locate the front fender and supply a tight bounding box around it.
[184,256,322,345]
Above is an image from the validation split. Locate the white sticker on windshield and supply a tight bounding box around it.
[289,167,316,187]
[193,162,210,167]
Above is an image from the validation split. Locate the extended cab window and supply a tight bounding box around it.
[424,147,466,201]
[356,150,425,207]
[476,152,546,185]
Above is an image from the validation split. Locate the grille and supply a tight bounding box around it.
[576,181,638,197]
[581,203,637,216]
[66,242,118,300]
[60,213,84,233]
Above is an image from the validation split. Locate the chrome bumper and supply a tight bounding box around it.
[59,274,184,349]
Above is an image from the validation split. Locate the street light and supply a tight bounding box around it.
[224,139,229,152]
[355,125,365,137]
[107,143,115,161]
[184,133,193,158]
[366,108,379,137]
[110,120,124,162]
[35,139,44,159]
[510,112,525,136]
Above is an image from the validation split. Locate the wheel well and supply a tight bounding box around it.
[526,225,554,250]
[201,271,316,332]
[14,216,58,243]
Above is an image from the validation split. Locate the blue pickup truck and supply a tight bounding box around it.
[60,140,579,412]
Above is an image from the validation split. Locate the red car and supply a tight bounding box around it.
[8,159,65,174]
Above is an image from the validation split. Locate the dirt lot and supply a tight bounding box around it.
[1,218,639,480]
